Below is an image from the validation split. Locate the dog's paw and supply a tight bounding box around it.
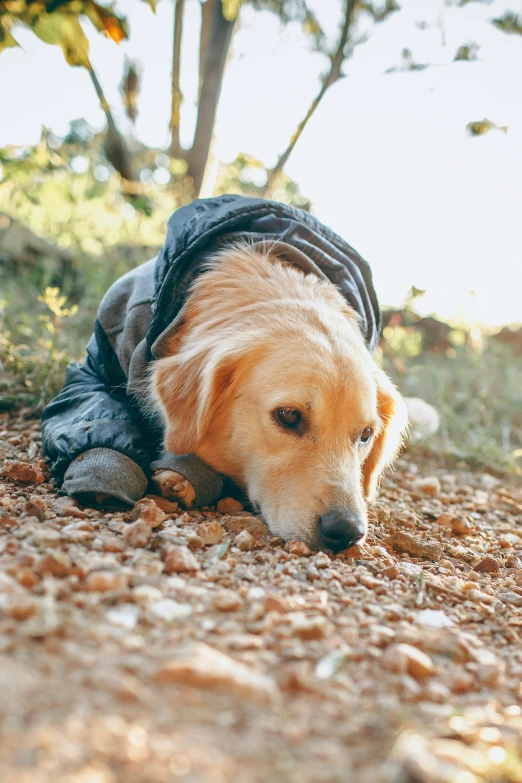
[151,470,196,509]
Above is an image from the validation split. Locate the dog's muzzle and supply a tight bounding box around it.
[319,509,366,553]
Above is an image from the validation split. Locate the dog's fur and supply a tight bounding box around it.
[150,243,408,549]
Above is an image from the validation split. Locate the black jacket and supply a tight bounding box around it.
[41,195,381,504]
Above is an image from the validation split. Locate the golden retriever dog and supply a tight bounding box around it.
[150,243,408,553]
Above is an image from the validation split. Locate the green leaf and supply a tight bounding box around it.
[31,13,91,68]
[141,0,157,11]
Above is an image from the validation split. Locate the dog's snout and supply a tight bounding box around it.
[319,510,366,553]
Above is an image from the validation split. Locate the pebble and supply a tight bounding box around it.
[224,516,269,540]
[123,520,153,548]
[130,498,167,528]
[85,570,129,592]
[149,598,192,621]
[313,552,331,569]
[417,477,441,496]
[213,590,243,612]
[382,643,436,679]
[285,540,313,557]
[198,520,224,546]
[265,593,288,613]
[52,497,88,519]
[1,459,45,484]
[451,516,475,536]
[152,642,279,704]
[36,551,71,578]
[287,612,331,640]
[144,494,179,513]
[163,545,199,573]
[184,529,205,550]
[217,497,244,513]
[387,531,442,561]
[7,594,39,621]
[473,555,500,574]
[234,530,255,551]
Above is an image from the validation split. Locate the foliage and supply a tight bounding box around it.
[0,286,78,410]
[381,319,522,475]
[0,125,312,409]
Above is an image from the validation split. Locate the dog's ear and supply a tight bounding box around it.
[151,348,237,455]
[362,367,409,501]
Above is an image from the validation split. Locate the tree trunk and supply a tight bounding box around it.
[261,0,356,198]
[88,66,136,182]
[170,0,185,158]
[198,0,213,99]
[186,0,236,197]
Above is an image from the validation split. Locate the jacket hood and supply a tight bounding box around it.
[148,195,381,353]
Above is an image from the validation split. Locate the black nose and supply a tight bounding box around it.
[319,510,366,553]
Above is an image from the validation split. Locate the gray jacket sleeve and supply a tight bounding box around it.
[41,258,224,508]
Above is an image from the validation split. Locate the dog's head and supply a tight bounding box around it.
[151,249,408,552]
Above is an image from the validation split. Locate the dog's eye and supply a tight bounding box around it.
[360,427,373,444]
[276,408,301,430]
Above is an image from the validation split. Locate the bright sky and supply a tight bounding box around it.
[1,0,521,326]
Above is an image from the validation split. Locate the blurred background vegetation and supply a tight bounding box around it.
[0,0,521,475]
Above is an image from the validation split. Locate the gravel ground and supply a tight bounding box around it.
[1,409,522,783]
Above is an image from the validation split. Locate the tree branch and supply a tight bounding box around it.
[261,0,356,197]
[88,65,136,181]
[186,0,236,196]
[170,0,185,158]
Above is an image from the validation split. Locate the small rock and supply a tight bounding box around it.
[123,520,152,548]
[498,591,522,607]
[475,649,503,686]
[164,545,199,573]
[106,604,140,629]
[451,516,475,536]
[36,551,71,578]
[224,516,269,540]
[416,476,441,496]
[52,497,88,519]
[288,612,330,640]
[132,584,163,606]
[7,594,39,621]
[152,642,278,704]
[234,530,255,551]
[473,555,500,574]
[184,529,205,551]
[91,669,146,702]
[85,570,129,592]
[1,459,45,484]
[265,593,288,613]
[285,540,313,557]
[313,551,331,569]
[222,633,263,650]
[414,609,453,630]
[217,497,244,513]
[24,500,47,522]
[382,643,435,679]
[130,498,166,528]
[150,598,192,621]
[30,528,61,548]
[387,531,442,561]
[198,520,223,546]
[213,590,243,612]
[144,494,179,514]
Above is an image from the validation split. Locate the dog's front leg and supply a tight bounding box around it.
[151,470,196,509]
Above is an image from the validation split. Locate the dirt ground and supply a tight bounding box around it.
[1,410,522,783]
